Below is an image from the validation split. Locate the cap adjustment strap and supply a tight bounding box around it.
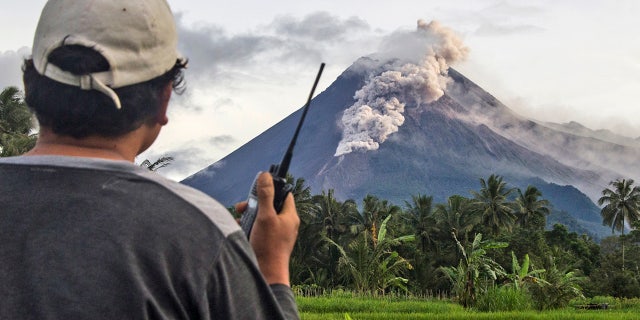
[42,62,122,109]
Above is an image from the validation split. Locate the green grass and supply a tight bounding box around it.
[297,296,640,320]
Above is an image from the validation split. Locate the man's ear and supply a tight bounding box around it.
[157,83,172,125]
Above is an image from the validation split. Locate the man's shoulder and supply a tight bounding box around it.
[1,155,242,237]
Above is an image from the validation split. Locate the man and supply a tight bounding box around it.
[0,0,300,319]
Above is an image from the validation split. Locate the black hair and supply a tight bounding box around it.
[22,45,187,138]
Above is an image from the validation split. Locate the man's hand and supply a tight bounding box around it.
[235,172,300,286]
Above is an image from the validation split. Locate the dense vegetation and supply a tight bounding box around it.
[0,87,36,157]
[297,295,640,319]
[280,174,640,311]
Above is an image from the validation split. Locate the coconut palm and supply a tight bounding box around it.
[404,194,437,253]
[310,189,359,243]
[0,86,37,157]
[359,195,402,245]
[307,189,359,286]
[287,174,314,216]
[138,156,174,171]
[514,186,551,229]
[598,178,640,270]
[471,174,516,236]
[435,195,480,247]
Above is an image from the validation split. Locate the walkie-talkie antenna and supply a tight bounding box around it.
[241,62,326,238]
[276,62,325,178]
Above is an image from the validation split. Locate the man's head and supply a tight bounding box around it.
[23,0,187,139]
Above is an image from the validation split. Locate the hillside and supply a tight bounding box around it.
[182,56,640,238]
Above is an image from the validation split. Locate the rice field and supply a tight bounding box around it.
[297,296,640,320]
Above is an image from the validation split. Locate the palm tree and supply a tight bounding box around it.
[598,178,640,270]
[288,175,327,286]
[0,86,37,157]
[402,194,438,293]
[287,174,314,217]
[514,186,551,229]
[138,156,174,171]
[307,189,359,286]
[471,174,516,236]
[360,195,401,245]
[434,195,480,247]
[310,189,359,243]
[404,194,437,254]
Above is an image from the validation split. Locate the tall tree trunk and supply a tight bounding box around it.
[622,228,625,271]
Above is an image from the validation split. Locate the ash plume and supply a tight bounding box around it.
[334,20,468,157]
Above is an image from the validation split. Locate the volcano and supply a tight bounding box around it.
[181,55,640,239]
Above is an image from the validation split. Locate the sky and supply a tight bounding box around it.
[1,0,639,181]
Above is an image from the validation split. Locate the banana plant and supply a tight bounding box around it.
[507,251,547,290]
[440,232,507,307]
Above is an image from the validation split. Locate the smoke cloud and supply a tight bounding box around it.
[334,20,468,156]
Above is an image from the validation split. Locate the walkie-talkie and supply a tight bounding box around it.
[240,63,325,238]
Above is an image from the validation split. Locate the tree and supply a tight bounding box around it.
[404,194,437,253]
[506,251,547,290]
[289,174,313,213]
[327,214,414,294]
[598,178,640,270]
[514,186,550,229]
[440,232,508,308]
[306,189,359,287]
[528,256,584,310]
[0,87,37,156]
[289,176,328,287]
[471,174,516,236]
[435,195,480,248]
[360,195,401,245]
[138,156,174,171]
[402,194,440,293]
[310,189,359,244]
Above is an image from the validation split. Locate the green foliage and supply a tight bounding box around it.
[506,252,547,290]
[439,233,507,308]
[297,295,465,314]
[0,86,37,156]
[470,174,517,236]
[475,285,532,312]
[544,224,600,276]
[514,186,550,230]
[327,214,415,294]
[598,179,640,235]
[299,295,640,319]
[434,195,480,248]
[285,173,640,306]
[528,258,585,310]
[598,179,640,272]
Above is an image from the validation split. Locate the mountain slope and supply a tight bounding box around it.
[181,57,637,239]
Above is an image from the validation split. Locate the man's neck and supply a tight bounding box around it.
[26,127,148,162]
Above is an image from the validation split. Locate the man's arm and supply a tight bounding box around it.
[208,233,299,320]
[249,172,300,286]
[229,172,300,319]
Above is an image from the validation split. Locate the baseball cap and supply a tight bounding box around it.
[32,0,185,109]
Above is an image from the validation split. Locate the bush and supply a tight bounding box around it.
[475,286,532,312]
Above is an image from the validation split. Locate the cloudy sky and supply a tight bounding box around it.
[2,0,639,181]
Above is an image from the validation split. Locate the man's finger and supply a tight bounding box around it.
[255,172,276,217]
[234,201,248,213]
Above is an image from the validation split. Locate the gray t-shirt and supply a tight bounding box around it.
[0,155,299,319]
